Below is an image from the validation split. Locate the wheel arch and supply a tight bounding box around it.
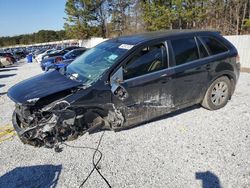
[72,103,124,130]
[202,71,236,102]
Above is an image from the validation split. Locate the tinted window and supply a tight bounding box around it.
[123,44,167,80]
[201,36,228,55]
[171,37,199,66]
[74,49,87,56]
[197,38,209,58]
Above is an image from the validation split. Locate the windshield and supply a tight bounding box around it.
[65,41,128,84]
[63,50,76,59]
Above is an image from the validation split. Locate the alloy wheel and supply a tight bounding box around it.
[210,81,229,106]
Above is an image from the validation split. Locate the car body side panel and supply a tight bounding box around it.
[171,61,209,106]
[204,56,240,96]
[167,37,209,106]
[68,87,112,107]
[111,68,175,127]
[111,77,146,126]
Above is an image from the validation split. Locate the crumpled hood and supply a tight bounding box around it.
[8,70,81,104]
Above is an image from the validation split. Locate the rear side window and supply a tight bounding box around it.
[74,50,85,56]
[171,37,199,66]
[123,44,168,80]
[200,36,228,55]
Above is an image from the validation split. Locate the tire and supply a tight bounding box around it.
[202,76,232,110]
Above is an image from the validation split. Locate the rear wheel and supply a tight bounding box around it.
[202,76,231,110]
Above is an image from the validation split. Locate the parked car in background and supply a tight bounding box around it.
[33,48,47,58]
[45,59,74,71]
[13,51,27,60]
[63,47,88,60]
[42,46,80,60]
[35,49,55,63]
[41,47,87,71]
[0,54,13,67]
[0,52,16,64]
[8,30,240,148]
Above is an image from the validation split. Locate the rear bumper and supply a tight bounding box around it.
[236,62,241,81]
[236,62,241,70]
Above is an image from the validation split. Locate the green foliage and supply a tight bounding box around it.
[63,0,250,37]
[243,19,250,28]
[0,30,67,47]
[142,3,171,31]
[141,0,208,30]
[64,0,107,39]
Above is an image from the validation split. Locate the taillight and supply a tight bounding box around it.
[236,54,240,63]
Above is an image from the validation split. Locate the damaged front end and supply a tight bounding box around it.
[12,99,125,148]
[7,70,116,148]
[13,100,87,148]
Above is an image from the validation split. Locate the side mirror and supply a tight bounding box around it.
[110,67,128,101]
[111,83,128,101]
[110,67,123,85]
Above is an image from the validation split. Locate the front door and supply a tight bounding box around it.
[111,42,175,127]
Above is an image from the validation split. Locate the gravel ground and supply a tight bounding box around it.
[0,61,249,188]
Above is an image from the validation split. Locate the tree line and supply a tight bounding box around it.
[0,30,67,47]
[1,0,250,47]
[64,0,250,39]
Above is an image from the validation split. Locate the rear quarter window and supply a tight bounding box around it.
[200,36,228,55]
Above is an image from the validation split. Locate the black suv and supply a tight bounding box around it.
[8,30,240,148]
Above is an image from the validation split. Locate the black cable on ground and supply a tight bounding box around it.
[63,131,112,188]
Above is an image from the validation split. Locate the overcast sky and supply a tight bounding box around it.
[0,0,67,37]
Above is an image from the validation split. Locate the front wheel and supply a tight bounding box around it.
[202,76,232,110]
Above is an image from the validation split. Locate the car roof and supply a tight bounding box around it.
[110,30,220,45]
[65,46,80,50]
[72,47,86,51]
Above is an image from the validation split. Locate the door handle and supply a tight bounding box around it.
[161,77,171,84]
[161,73,168,77]
[206,64,211,70]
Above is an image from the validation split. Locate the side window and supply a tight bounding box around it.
[123,44,167,80]
[171,37,199,66]
[200,36,228,55]
[74,50,83,56]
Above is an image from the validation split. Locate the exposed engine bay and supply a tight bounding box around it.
[13,100,124,148]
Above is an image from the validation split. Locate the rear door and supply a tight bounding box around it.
[168,36,210,107]
[111,42,175,126]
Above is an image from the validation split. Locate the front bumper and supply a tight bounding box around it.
[12,110,30,145]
